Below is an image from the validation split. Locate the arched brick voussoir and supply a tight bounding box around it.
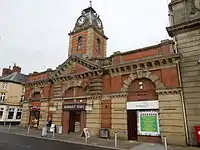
[121,71,165,92]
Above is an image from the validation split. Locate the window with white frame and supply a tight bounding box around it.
[8,108,15,119]
[16,108,22,119]
[0,108,3,119]
[0,93,6,102]
[2,82,8,89]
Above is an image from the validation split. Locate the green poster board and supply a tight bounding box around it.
[140,115,158,132]
[137,111,160,136]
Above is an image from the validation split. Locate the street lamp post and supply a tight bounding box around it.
[4,105,9,125]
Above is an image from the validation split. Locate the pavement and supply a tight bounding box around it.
[0,132,113,150]
[0,125,198,150]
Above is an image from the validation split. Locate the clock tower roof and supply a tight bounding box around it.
[70,1,105,36]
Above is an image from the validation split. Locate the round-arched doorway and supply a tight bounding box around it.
[29,92,41,129]
[126,78,161,143]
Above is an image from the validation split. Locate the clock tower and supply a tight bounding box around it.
[68,2,108,59]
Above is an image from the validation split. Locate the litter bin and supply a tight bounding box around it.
[41,127,47,137]
[100,128,109,138]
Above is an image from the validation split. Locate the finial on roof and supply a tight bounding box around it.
[89,1,92,7]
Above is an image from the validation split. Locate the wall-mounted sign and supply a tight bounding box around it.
[126,100,159,110]
[30,106,40,111]
[137,111,160,136]
[63,104,86,111]
[49,107,57,112]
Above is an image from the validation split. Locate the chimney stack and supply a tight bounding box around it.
[2,68,12,76]
[12,64,21,73]
[1,64,22,76]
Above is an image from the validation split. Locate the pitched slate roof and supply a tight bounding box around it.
[0,72,27,84]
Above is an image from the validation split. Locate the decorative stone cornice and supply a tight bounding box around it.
[167,18,200,37]
[106,53,181,76]
[25,79,51,88]
[22,101,30,104]
[63,96,89,100]
[87,95,102,100]
[40,99,50,102]
[156,88,181,95]
[51,69,103,83]
[105,93,128,98]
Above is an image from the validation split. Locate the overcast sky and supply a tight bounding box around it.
[0,0,170,74]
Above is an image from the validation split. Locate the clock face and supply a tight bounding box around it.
[77,16,85,26]
[96,19,102,29]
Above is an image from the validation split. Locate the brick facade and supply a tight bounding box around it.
[20,4,187,146]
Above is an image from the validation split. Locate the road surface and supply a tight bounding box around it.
[0,132,113,150]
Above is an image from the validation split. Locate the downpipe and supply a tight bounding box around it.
[176,52,189,145]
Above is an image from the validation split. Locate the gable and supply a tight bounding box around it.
[50,54,101,78]
[61,62,90,76]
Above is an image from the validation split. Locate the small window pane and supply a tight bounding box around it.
[16,112,22,119]
[8,112,14,119]
[78,36,82,49]
[0,111,3,119]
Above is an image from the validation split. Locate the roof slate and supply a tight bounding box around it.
[0,72,27,84]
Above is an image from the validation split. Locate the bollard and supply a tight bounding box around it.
[27,125,30,135]
[8,123,11,132]
[52,128,55,139]
[85,135,88,143]
[114,132,117,148]
[164,136,168,150]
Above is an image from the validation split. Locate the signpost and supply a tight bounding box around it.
[80,128,90,143]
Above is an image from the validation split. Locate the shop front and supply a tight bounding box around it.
[29,102,41,128]
[126,100,161,142]
[62,103,86,134]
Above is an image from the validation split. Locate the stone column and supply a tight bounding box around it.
[111,96,128,139]
[80,110,86,132]
[52,100,63,126]
[20,102,30,128]
[38,101,49,129]
[86,97,101,136]
[157,89,186,145]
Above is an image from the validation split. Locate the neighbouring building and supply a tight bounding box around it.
[20,4,187,145]
[0,65,26,125]
[167,0,200,146]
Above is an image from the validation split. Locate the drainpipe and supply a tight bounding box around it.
[174,42,189,145]
[169,4,189,144]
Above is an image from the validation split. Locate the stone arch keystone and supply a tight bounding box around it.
[121,70,165,92]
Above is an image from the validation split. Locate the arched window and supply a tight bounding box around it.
[97,38,100,51]
[78,36,83,50]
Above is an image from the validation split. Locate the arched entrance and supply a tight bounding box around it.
[124,71,163,143]
[62,86,87,134]
[29,92,41,128]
